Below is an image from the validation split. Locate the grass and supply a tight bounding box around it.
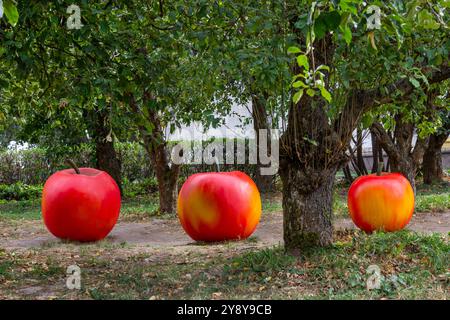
[173,231,448,299]
[0,196,162,221]
[0,176,447,221]
[0,199,42,220]
[416,193,450,212]
[1,230,447,299]
[0,191,283,222]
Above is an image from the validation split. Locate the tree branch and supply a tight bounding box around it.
[370,122,399,161]
[337,60,450,142]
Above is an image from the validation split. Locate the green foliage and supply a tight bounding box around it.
[0,183,42,200]
[0,144,93,185]
[0,140,268,188]
[289,0,449,136]
[122,178,158,198]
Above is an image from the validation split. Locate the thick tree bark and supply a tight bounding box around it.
[279,30,347,249]
[389,157,417,192]
[129,92,180,214]
[423,131,449,184]
[142,117,180,214]
[280,162,337,251]
[251,93,275,192]
[92,107,123,193]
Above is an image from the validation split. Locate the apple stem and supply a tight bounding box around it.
[66,159,80,174]
[377,161,383,176]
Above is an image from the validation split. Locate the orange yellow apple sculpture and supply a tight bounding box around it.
[177,171,262,241]
[347,172,414,233]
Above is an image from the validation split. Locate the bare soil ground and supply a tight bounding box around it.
[1,211,448,252]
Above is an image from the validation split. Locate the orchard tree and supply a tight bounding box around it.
[0,1,126,189]
[0,1,232,213]
[279,0,449,249]
[111,1,232,213]
[370,86,447,193]
[208,0,291,192]
[199,0,449,248]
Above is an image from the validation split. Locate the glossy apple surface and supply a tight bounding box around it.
[177,171,262,242]
[348,172,414,233]
[42,168,121,242]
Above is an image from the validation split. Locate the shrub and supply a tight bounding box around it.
[0,140,274,195]
[0,183,43,201]
[123,177,159,198]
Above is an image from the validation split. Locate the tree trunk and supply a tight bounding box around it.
[278,29,347,250]
[151,143,180,215]
[370,129,380,173]
[280,162,337,251]
[93,107,123,194]
[141,121,180,214]
[129,92,180,214]
[356,128,368,175]
[342,164,353,184]
[251,93,275,193]
[423,132,448,184]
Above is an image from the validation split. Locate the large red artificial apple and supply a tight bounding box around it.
[348,172,414,233]
[42,165,121,242]
[177,171,262,242]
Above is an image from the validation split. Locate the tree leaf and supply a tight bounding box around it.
[292,80,307,88]
[409,77,420,88]
[417,10,440,30]
[319,86,332,103]
[343,25,352,45]
[306,88,316,97]
[368,31,377,50]
[303,137,318,146]
[314,20,326,40]
[314,11,341,40]
[3,0,19,26]
[315,64,330,73]
[296,55,309,70]
[293,89,304,104]
[287,46,301,54]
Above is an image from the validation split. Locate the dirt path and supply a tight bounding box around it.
[1,211,448,251]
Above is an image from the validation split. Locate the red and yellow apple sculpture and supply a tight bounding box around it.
[177,171,262,242]
[42,165,121,242]
[347,172,414,233]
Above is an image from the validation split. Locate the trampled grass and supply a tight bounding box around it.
[0,230,447,299]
